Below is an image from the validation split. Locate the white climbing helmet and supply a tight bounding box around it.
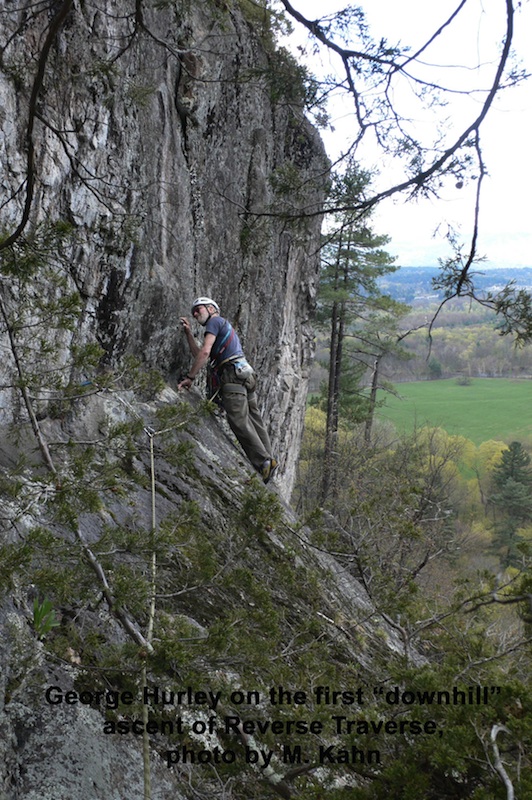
[191,296,220,314]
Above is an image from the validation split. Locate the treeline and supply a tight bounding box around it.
[378,266,532,305]
[386,311,532,382]
[311,302,532,392]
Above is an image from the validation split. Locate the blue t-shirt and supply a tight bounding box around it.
[205,316,244,369]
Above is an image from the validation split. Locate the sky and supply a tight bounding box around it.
[278,0,532,269]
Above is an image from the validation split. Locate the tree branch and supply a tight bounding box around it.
[280,0,516,218]
[490,725,515,800]
[0,0,74,251]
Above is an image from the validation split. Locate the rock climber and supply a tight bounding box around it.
[177,297,278,484]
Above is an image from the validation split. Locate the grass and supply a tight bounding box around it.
[377,378,532,445]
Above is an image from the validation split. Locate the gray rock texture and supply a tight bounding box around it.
[0,388,416,800]
[0,0,328,498]
[0,3,419,799]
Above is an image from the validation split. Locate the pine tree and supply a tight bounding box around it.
[492,440,532,489]
[490,442,532,567]
[316,165,398,502]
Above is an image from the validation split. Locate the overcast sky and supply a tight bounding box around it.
[280,0,532,269]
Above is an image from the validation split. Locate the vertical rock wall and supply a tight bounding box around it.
[0,0,328,497]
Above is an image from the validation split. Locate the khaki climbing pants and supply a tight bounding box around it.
[220,365,272,471]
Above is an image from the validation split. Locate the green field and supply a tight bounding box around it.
[377,378,532,445]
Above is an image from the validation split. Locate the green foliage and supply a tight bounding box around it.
[0,202,529,800]
[236,0,321,111]
[25,526,89,603]
[375,300,532,383]
[1,345,528,800]
[236,0,293,54]
[490,441,532,567]
[299,420,455,614]
[32,597,60,639]
[492,440,532,488]
[118,355,166,399]
[0,541,32,594]
[265,47,318,106]
[126,80,156,107]
[269,162,304,197]
[315,164,405,500]
[432,247,532,345]
[486,282,532,344]
[428,356,443,379]
[155,403,195,434]
[312,364,372,425]
[295,402,531,798]
[237,479,283,539]
[0,221,74,276]
[0,221,96,420]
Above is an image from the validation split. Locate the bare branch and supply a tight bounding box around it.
[490,725,515,800]
[280,0,517,220]
[0,0,74,250]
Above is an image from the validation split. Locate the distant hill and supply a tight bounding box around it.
[378,266,532,303]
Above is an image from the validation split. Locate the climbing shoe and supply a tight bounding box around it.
[261,458,278,484]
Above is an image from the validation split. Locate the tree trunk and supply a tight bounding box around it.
[321,233,344,503]
[364,354,381,445]
[321,299,340,503]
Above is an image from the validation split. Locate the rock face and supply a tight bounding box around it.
[0,0,328,498]
[0,387,412,800]
[0,4,415,799]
